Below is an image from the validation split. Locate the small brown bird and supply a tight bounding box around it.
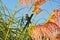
[25,14,33,27]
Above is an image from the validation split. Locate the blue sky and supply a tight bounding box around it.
[2,0,60,25]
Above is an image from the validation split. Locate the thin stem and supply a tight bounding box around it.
[5,3,18,40]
